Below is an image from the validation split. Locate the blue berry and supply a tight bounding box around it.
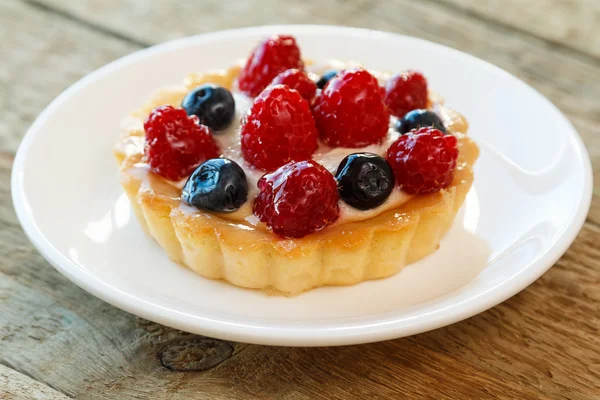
[335,153,395,210]
[396,109,447,134]
[316,70,338,89]
[182,158,248,212]
[181,84,235,131]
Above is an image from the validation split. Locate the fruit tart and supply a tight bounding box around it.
[114,35,479,295]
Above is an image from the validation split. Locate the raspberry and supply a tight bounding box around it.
[270,69,317,101]
[253,160,339,238]
[386,127,458,194]
[312,68,390,148]
[384,71,428,118]
[238,35,304,97]
[144,105,219,181]
[241,85,318,171]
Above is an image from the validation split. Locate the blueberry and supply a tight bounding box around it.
[396,109,447,134]
[335,153,395,210]
[316,70,339,89]
[182,158,248,212]
[181,84,235,131]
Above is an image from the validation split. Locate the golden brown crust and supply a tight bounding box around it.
[114,68,479,295]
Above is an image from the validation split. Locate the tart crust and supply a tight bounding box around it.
[114,68,479,295]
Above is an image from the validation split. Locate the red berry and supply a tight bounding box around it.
[144,105,219,181]
[384,71,428,118]
[241,85,318,171]
[386,127,458,194]
[253,160,339,238]
[270,68,317,101]
[312,68,390,148]
[238,35,304,97]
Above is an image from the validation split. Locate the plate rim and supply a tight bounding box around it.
[11,24,593,346]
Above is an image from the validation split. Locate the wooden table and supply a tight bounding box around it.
[1,1,599,398]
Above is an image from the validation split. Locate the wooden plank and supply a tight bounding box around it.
[439,0,600,60]
[35,0,600,62]
[0,0,140,155]
[0,364,71,400]
[29,0,600,225]
[1,1,599,399]
[25,0,369,45]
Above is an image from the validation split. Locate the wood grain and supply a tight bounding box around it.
[1,0,600,399]
[0,0,138,154]
[26,0,369,45]
[1,365,70,400]
[38,0,600,61]
[440,0,600,60]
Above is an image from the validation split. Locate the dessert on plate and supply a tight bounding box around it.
[114,35,479,295]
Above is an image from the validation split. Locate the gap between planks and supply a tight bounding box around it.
[422,0,600,66]
[22,0,151,48]
[22,0,600,69]
[1,360,73,399]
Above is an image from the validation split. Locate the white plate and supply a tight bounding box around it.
[12,26,592,346]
